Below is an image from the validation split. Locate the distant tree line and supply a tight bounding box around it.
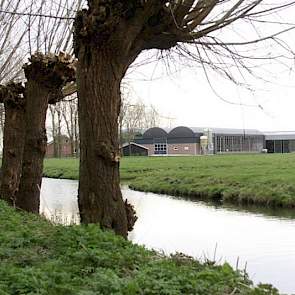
[48,97,79,158]
[119,93,160,146]
[46,92,159,158]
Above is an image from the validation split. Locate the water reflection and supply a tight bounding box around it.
[223,202,295,220]
[40,178,295,294]
[40,178,80,225]
[178,195,295,221]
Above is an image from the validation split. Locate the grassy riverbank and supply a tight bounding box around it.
[44,153,295,208]
[0,200,276,294]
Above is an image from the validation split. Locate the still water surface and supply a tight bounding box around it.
[40,178,295,294]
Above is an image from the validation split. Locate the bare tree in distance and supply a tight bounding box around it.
[55,102,63,157]
[48,90,154,158]
[118,84,131,146]
[48,96,79,158]
[48,105,59,158]
[73,0,295,237]
[61,96,79,157]
[121,97,160,147]
[48,103,66,158]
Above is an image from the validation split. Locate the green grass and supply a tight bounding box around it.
[0,200,278,294]
[43,158,79,180]
[43,153,295,208]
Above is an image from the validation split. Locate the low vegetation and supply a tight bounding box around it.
[0,200,278,294]
[43,158,79,180]
[44,153,295,208]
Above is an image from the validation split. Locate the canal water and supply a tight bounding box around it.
[40,178,295,294]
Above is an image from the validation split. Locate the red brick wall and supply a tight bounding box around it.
[46,143,53,157]
[141,144,154,156]
[46,142,73,158]
[139,143,200,156]
[168,143,200,155]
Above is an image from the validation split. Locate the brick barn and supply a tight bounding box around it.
[134,126,265,156]
[134,126,202,156]
[46,135,75,158]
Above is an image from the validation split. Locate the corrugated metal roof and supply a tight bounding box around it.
[142,127,168,139]
[190,127,205,133]
[264,131,295,140]
[168,126,195,138]
[141,126,295,138]
[211,128,263,135]
[190,127,263,135]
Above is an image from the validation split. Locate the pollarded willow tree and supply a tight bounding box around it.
[0,83,25,206]
[0,0,82,212]
[15,53,76,213]
[73,0,295,237]
[0,53,77,213]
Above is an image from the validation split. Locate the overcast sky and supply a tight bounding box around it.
[127,3,295,132]
[129,60,295,132]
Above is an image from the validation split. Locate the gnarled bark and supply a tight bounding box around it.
[0,83,25,206]
[73,1,166,237]
[16,80,49,213]
[77,46,131,236]
[17,53,76,213]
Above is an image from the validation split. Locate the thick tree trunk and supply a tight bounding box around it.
[0,102,25,206]
[77,47,129,237]
[16,80,49,213]
[15,52,75,213]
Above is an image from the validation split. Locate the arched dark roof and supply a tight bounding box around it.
[168,126,195,138]
[143,127,168,139]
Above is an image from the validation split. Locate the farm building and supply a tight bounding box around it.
[212,128,264,154]
[134,126,265,156]
[46,135,77,158]
[264,131,295,153]
[121,142,149,156]
[134,126,202,156]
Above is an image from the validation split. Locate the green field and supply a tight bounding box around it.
[0,200,277,294]
[44,153,295,208]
